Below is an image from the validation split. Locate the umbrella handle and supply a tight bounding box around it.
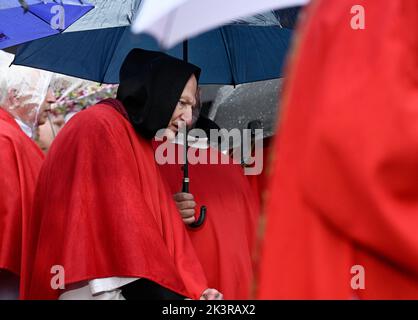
[182,175,206,228]
[189,206,206,229]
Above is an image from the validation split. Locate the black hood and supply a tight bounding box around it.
[117,48,201,139]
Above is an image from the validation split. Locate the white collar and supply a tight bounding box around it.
[14,118,33,138]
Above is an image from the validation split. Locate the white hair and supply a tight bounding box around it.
[0,50,14,105]
[0,50,52,130]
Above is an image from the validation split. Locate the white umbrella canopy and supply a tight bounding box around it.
[131,0,309,48]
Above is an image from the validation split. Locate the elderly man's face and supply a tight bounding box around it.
[6,87,56,127]
[6,89,38,122]
[37,88,57,126]
[165,75,198,140]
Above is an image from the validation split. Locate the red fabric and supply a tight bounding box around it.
[0,108,44,277]
[100,98,129,120]
[247,137,274,206]
[257,0,418,299]
[155,142,260,299]
[21,103,208,299]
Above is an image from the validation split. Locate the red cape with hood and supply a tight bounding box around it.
[0,108,44,277]
[155,142,259,299]
[257,0,418,299]
[21,103,208,299]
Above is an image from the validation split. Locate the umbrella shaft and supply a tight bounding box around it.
[48,112,56,138]
[182,126,189,193]
[182,178,189,193]
[183,40,188,62]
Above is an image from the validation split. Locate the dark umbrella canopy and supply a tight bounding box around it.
[201,6,302,135]
[13,24,292,85]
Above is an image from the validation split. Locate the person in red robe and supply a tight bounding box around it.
[20,49,222,300]
[257,0,418,299]
[155,122,260,299]
[0,51,52,299]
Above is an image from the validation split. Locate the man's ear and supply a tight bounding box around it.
[2,89,15,108]
[6,89,18,106]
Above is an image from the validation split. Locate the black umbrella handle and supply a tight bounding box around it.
[189,206,206,229]
[181,175,206,229]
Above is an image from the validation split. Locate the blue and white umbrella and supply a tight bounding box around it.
[132,0,308,49]
[0,0,94,49]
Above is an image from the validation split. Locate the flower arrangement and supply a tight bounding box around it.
[51,77,118,116]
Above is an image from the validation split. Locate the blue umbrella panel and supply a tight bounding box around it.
[14,24,292,85]
[0,0,93,49]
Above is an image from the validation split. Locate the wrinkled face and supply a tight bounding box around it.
[37,88,57,126]
[166,75,198,137]
[6,89,39,124]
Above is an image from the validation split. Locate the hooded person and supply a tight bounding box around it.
[0,50,52,299]
[20,48,223,300]
[154,114,260,299]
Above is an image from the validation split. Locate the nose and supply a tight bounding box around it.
[180,106,193,127]
[46,89,57,104]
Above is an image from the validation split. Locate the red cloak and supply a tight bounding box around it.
[156,143,259,299]
[21,103,208,299]
[0,108,44,277]
[247,136,274,206]
[257,0,418,299]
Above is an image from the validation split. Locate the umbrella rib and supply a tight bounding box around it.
[219,27,237,86]
[25,4,94,33]
[102,27,129,84]
[26,8,61,31]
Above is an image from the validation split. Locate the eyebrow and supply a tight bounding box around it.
[180,96,196,106]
